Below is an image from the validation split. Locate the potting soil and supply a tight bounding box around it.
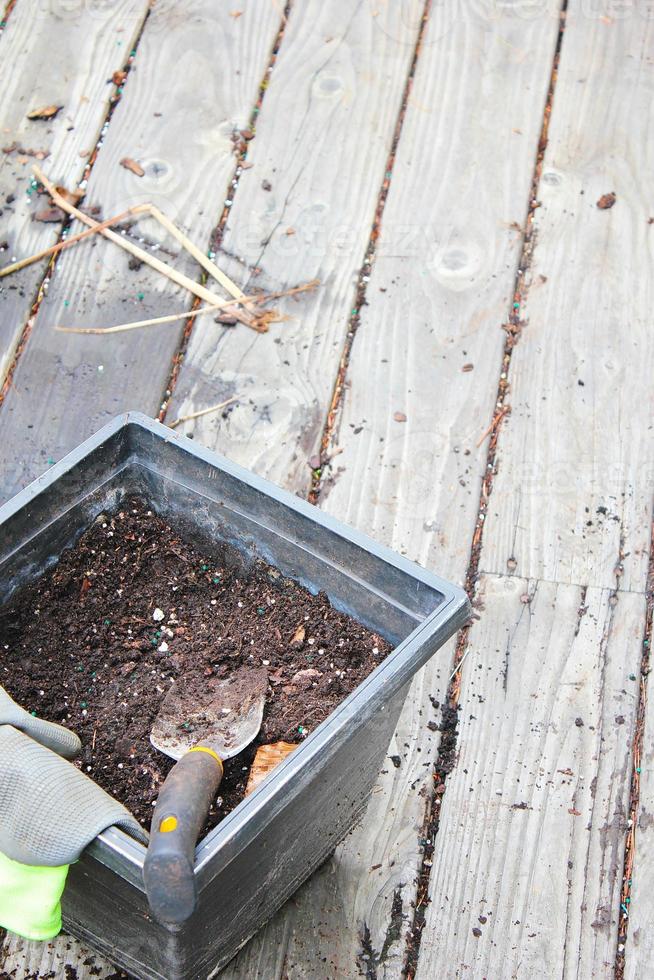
[0,498,390,831]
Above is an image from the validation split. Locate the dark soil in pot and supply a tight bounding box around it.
[0,498,391,831]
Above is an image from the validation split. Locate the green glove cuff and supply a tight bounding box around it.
[0,851,69,940]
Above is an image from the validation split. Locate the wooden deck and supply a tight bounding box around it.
[0,1,652,977]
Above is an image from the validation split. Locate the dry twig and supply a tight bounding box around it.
[167,396,239,429]
[55,279,319,335]
[33,166,235,316]
[476,404,510,449]
[0,204,149,278]
[146,205,245,303]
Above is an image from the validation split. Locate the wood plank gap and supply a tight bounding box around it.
[402,4,570,976]
[157,1,292,422]
[306,0,433,506]
[0,2,153,407]
[615,519,654,978]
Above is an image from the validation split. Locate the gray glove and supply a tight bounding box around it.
[0,685,81,759]
[0,686,147,867]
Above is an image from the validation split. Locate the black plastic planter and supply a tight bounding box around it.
[0,414,469,980]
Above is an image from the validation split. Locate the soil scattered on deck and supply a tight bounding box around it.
[0,498,390,830]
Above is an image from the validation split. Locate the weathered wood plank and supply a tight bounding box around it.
[0,932,123,979]
[478,6,654,593]
[416,8,654,976]
[0,0,282,503]
[165,0,425,492]
[624,642,654,980]
[416,576,643,980]
[0,0,150,384]
[217,6,562,978]
[317,9,562,568]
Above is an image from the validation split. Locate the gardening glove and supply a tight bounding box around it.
[0,707,147,940]
[0,684,81,758]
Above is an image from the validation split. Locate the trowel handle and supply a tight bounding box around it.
[143,747,224,925]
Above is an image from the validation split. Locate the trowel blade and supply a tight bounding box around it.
[150,666,267,762]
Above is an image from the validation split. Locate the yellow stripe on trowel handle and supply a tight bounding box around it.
[188,746,224,769]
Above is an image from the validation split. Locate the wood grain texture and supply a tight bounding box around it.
[165,0,424,492]
[0,932,121,979]
[0,0,150,384]
[624,654,654,980]
[319,6,561,570]
[416,576,644,980]
[416,10,654,980]
[218,7,562,978]
[0,0,282,504]
[478,6,654,593]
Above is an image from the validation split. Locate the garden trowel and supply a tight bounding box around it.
[144,666,268,926]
